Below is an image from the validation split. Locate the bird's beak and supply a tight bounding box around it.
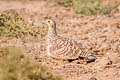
[41,20,46,24]
[41,20,47,28]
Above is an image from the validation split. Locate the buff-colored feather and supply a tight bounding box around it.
[42,19,96,61]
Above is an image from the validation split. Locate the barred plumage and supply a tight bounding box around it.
[42,19,96,61]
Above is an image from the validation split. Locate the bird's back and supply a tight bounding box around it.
[47,35,95,61]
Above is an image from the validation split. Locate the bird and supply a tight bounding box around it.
[42,19,96,62]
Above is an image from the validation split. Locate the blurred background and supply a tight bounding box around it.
[0,0,120,80]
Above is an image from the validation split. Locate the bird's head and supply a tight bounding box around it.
[42,19,57,34]
[42,19,56,29]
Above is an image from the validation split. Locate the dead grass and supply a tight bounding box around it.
[0,46,62,80]
[54,0,120,15]
[0,9,43,38]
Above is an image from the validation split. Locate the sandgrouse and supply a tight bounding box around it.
[42,19,96,62]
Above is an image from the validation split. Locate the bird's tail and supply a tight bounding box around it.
[87,53,96,62]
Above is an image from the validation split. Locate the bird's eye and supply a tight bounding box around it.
[48,20,50,23]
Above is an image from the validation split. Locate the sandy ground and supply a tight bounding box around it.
[0,0,120,80]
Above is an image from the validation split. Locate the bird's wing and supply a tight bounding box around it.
[49,37,86,60]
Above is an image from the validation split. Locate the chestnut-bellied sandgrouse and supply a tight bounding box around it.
[42,19,96,62]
